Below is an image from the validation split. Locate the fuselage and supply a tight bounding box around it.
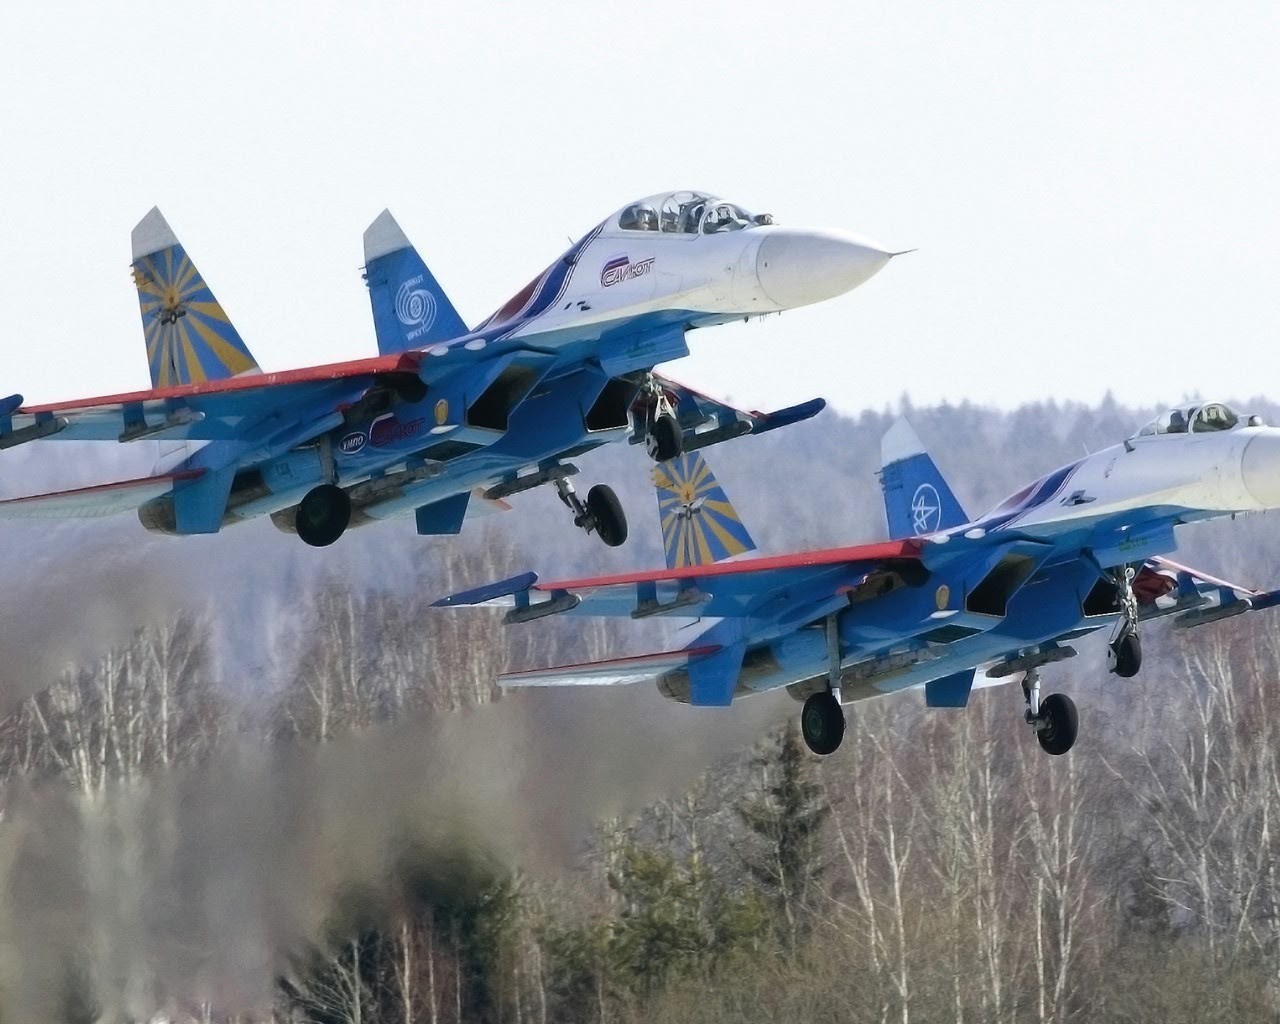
[660,404,1280,706]
[164,191,892,532]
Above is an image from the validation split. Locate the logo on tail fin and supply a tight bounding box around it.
[132,236,260,388]
[654,452,755,569]
[395,276,438,338]
[911,483,942,534]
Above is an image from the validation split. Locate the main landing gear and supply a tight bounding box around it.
[640,377,683,463]
[1022,668,1079,756]
[1107,566,1143,678]
[801,613,847,755]
[296,483,352,547]
[556,476,627,548]
[801,691,845,755]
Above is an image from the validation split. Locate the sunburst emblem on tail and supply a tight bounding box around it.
[131,208,260,388]
[653,452,756,569]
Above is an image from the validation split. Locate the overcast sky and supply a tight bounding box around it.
[2,0,1278,416]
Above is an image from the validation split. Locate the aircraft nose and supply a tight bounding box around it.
[754,228,894,309]
[1240,433,1280,507]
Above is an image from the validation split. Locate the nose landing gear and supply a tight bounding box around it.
[556,477,627,547]
[1107,566,1143,678]
[640,377,683,463]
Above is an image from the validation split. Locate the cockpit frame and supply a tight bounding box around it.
[1134,402,1257,438]
[613,191,773,236]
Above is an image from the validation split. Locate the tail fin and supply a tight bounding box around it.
[363,210,469,354]
[653,452,756,569]
[131,207,261,388]
[880,419,969,538]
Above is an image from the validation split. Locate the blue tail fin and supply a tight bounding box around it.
[653,452,756,569]
[131,208,261,388]
[363,210,469,354]
[879,419,969,538]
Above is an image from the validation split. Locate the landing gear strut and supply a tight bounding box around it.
[1022,668,1078,756]
[801,613,847,755]
[1107,565,1143,678]
[641,377,683,463]
[556,477,627,547]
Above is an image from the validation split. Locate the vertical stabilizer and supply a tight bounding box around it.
[363,210,469,354]
[131,207,260,388]
[653,452,756,569]
[879,419,969,538]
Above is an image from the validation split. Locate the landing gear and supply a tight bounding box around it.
[801,691,845,755]
[1022,668,1078,756]
[801,613,847,755]
[1109,632,1142,678]
[556,477,627,547]
[641,377,683,463]
[1107,565,1142,678]
[647,413,682,463]
[296,484,351,547]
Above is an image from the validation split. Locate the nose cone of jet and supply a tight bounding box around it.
[755,228,893,309]
[1241,433,1280,508]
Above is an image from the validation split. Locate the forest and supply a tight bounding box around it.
[0,394,1278,1022]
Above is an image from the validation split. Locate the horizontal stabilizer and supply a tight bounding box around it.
[433,572,539,608]
[0,471,201,519]
[501,645,721,688]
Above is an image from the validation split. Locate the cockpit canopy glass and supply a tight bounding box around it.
[615,192,772,234]
[1136,402,1241,437]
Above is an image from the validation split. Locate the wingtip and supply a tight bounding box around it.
[363,208,412,263]
[131,206,179,263]
[881,417,926,467]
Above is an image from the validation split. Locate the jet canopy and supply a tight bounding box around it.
[613,191,774,235]
[1135,402,1249,437]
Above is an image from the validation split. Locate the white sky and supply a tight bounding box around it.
[2,0,1279,415]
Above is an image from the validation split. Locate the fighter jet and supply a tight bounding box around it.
[0,192,893,547]
[435,403,1280,756]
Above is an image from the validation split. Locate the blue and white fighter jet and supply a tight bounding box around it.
[436,403,1280,757]
[0,192,894,547]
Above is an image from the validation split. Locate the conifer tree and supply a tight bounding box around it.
[734,720,831,954]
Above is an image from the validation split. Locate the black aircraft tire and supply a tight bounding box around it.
[1112,632,1142,678]
[801,691,846,755]
[587,484,628,547]
[297,484,352,547]
[1036,693,1079,756]
[646,413,683,463]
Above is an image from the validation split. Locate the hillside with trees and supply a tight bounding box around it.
[0,394,1278,1022]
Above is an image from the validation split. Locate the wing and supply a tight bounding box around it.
[434,538,925,622]
[1136,557,1280,628]
[0,352,426,448]
[0,471,200,518]
[500,646,721,687]
[636,373,825,452]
